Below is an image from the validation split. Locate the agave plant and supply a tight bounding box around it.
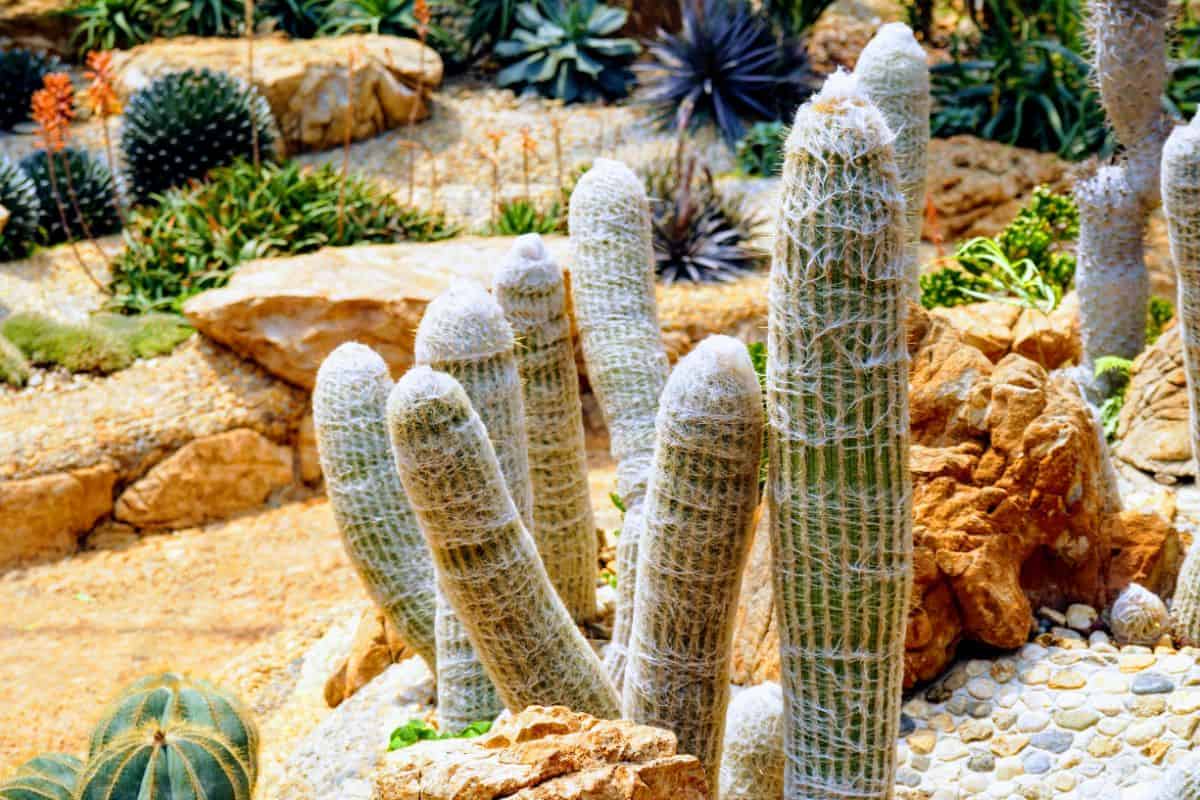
[640,0,812,145]
[0,158,42,261]
[261,0,329,36]
[0,49,65,131]
[322,0,469,63]
[495,0,640,103]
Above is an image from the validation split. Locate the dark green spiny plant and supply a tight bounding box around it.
[0,158,43,261]
[18,148,121,245]
[0,49,64,131]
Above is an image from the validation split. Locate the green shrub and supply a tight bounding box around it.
[0,157,42,261]
[169,0,246,36]
[261,0,330,37]
[322,0,474,66]
[110,159,458,314]
[1146,296,1174,345]
[1095,355,1133,439]
[19,148,122,245]
[2,313,133,374]
[486,198,564,235]
[0,332,31,388]
[387,719,492,751]
[0,48,64,131]
[735,121,786,177]
[91,312,195,358]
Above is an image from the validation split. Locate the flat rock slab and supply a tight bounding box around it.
[112,34,442,153]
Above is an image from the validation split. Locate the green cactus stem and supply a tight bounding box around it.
[719,683,785,800]
[766,71,913,800]
[0,754,82,800]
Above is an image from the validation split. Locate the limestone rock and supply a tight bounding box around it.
[114,428,293,529]
[1116,325,1195,478]
[325,609,412,709]
[929,294,1080,371]
[0,464,116,567]
[112,34,442,152]
[1109,511,1183,598]
[296,412,322,485]
[931,301,1020,363]
[372,705,709,800]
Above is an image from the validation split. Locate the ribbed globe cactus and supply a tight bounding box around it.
[493,234,597,624]
[120,68,277,203]
[386,366,621,718]
[0,753,81,800]
[622,334,763,794]
[767,71,912,800]
[0,158,42,261]
[568,158,669,689]
[1110,582,1168,645]
[19,148,121,245]
[719,683,785,800]
[312,343,438,673]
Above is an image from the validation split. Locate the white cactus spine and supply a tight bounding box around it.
[719,683,786,800]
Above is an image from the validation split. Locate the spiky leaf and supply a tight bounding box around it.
[18,147,121,245]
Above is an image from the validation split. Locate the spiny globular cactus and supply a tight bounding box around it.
[719,683,785,800]
[622,334,763,794]
[494,234,598,624]
[19,147,121,245]
[1110,582,1168,645]
[312,343,438,672]
[0,753,81,800]
[386,366,622,718]
[0,157,41,261]
[767,71,913,800]
[853,22,929,298]
[568,157,670,689]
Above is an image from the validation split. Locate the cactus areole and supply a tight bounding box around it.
[766,71,913,800]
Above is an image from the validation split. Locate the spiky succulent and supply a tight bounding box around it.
[640,0,813,145]
[495,1,640,103]
[0,49,65,131]
[120,69,278,203]
[0,158,42,261]
[736,120,786,176]
[18,148,121,245]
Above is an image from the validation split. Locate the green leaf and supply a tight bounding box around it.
[609,492,626,513]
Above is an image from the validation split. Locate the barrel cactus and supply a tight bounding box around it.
[120,68,277,203]
[0,48,64,132]
[386,366,621,719]
[0,753,81,800]
[567,158,669,688]
[767,71,912,800]
[622,335,762,793]
[1110,582,1168,645]
[312,342,438,673]
[719,683,785,800]
[0,158,41,261]
[853,22,929,297]
[19,147,120,245]
[493,234,597,623]
[78,721,254,800]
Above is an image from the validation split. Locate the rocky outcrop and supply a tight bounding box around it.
[0,464,116,566]
[1116,325,1195,479]
[0,0,74,54]
[112,34,442,153]
[930,294,1080,371]
[324,609,412,709]
[373,706,709,800]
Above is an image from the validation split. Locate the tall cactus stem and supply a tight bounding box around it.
[719,682,786,800]
[853,22,929,299]
[494,234,598,623]
[387,366,622,718]
[312,343,437,672]
[622,335,763,793]
[766,71,913,800]
[568,157,670,689]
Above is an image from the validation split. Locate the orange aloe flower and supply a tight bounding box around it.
[83,51,122,118]
[31,73,76,153]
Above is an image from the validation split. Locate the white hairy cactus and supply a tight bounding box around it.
[853,21,929,297]
[622,335,763,793]
[719,683,785,800]
[767,71,912,800]
[1110,582,1168,645]
[386,366,622,718]
[494,234,597,623]
[1172,541,1200,647]
[1163,113,1200,468]
[1155,753,1200,799]
[312,343,437,671]
[568,157,670,688]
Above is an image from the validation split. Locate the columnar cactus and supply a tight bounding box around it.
[1154,754,1200,800]
[568,158,670,688]
[853,22,929,297]
[1172,539,1200,647]
[622,335,763,793]
[1163,114,1200,467]
[766,72,912,800]
[719,683,785,800]
[0,754,82,800]
[434,587,505,732]
[386,366,622,718]
[313,343,438,671]
[494,234,598,623]
[1110,582,1168,645]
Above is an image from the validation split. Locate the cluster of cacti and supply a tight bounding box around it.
[767,71,913,799]
[853,22,929,298]
[567,157,670,689]
[622,335,762,793]
[719,683,785,800]
[0,157,42,261]
[313,343,438,672]
[18,147,120,245]
[493,234,598,624]
[0,48,64,132]
[0,753,81,800]
[386,365,621,718]
[1109,582,1169,645]
[120,68,278,203]
[1153,754,1200,800]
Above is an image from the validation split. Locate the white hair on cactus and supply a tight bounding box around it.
[1110,582,1168,645]
[720,683,785,800]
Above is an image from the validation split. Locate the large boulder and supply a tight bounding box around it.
[1116,325,1195,479]
[929,295,1080,372]
[0,464,116,567]
[372,706,709,800]
[112,34,442,153]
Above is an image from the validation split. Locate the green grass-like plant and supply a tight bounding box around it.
[110,159,458,314]
[486,199,565,236]
[387,718,492,751]
[735,121,786,177]
[1095,354,1133,440]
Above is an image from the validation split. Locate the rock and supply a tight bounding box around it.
[1116,325,1195,479]
[0,0,74,54]
[0,464,116,567]
[1011,293,1081,370]
[114,428,293,529]
[1131,672,1175,695]
[296,413,322,485]
[930,302,1020,363]
[1066,604,1097,632]
[1108,511,1183,597]
[325,608,412,709]
[372,705,709,800]
[111,34,442,152]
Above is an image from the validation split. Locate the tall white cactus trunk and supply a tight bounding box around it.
[767,71,913,800]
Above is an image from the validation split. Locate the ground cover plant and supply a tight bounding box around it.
[0,311,193,377]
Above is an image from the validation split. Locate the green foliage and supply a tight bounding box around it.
[2,313,133,374]
[170,0,246,35]
[0,49,64,131]
[495,1,640,103]
[92,312,195,358]
[1095,355,1134,440]
[760,0,837,35]
[0,158,42,261]
[322,0,472,65]
[0,753,82,800]
[918,266,990,309]
[1166,5,1200,120]
[609,491,626,513]
[465,0,521,51]
[0,333,31,388]
[747,340,768,488]
[261,0,330,36]
[120,69,278,204]
[66,0,244,53]
[387,718,493,750]
[110,159,458,314]
[19,148,121,246]
[1147,296,1174,344]
[487,198,565,235]
[735,121,786,177]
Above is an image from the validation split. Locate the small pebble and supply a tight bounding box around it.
[966,677,995,700]
[1131,672,1174,695]
[1038,607,1068,626]
[1066,603,1098,632]
[898,713,916,736]
[967,701,992,719]
[966,752,995,773]
[1023,750,1053,775]
[1055,708,1100,731]
[1030,730,1073,753]
[1048,670,1087,690]
[1016,711,1050,733]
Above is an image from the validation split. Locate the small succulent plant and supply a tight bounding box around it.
[735,121,786,177]
[0,158,43,261]
[496,1,640,103]
[0,49,64,131]
[19,148,121,245]
[68,0,169,54]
